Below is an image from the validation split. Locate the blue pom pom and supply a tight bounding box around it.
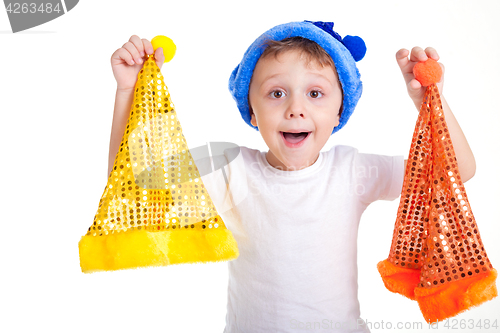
[342,35,366,62]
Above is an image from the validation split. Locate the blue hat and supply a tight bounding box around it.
[228,20,366,134]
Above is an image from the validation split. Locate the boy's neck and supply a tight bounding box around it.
[265,150,320,171]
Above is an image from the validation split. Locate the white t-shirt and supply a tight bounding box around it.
[196,145,405,333]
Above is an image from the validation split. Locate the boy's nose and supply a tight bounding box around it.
[286,95,307,119]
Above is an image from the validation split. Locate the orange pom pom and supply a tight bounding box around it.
[413,58,442,86]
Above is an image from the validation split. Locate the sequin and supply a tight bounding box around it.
[386,84,494,288]
[85,55,227,237]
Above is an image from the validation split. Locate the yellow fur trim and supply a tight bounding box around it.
[79,228,239,273]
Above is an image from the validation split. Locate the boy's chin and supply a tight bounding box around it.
[267,145,323,172]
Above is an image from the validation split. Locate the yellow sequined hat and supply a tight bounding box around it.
[78,37,239,273]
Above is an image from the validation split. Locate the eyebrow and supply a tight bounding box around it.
[261,72,335,86]
[260,73,283,83]
[308,72,335,83]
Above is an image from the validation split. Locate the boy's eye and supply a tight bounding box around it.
[309,90,323,98]
[270,90,285,98]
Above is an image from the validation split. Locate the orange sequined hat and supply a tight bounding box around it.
[78,37,239,273]
[377,58,497,322]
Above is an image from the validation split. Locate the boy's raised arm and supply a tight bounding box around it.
[107,89,135,177]
[107,35,165,177]
[397,47,476,182]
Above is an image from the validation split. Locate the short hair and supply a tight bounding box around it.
[259,36,344,116]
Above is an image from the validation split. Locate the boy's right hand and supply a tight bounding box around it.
[111,35,165,92]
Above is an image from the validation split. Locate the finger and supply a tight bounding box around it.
[396,49,417,86]
[111,47,136,66]
[409,78,422,91]
[122,41,143,65]
[129,35,146,56]
[142,38,154,56]
[128,35,145,63]
[155,47,165,69]
[402,72,415,85]
[424,47,439,61]
[410,46,427,62]
[395,48,410,71]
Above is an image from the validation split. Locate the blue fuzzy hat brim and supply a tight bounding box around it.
[228,21,363,135]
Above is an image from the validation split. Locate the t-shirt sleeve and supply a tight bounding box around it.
[194,154,231,215]
[353,149,405,205]
[193,146,248,215]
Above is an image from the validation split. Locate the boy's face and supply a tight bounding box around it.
[248,50,342,171]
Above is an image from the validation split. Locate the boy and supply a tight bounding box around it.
[109,21,475,332]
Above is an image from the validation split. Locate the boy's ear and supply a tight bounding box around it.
[334,111,341,128]
[250,109,258,128]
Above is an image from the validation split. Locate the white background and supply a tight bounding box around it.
[1,0,499,332]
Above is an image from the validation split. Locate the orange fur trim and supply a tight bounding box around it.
[377,259,420,300]
[415,269,498,323]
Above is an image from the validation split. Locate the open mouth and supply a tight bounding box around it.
[282,132,309,143]
[280,131,312,147]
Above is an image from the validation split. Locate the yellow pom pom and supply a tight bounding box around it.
[151,35,176,63]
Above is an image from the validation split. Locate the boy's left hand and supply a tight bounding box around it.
[396,47,445,109]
